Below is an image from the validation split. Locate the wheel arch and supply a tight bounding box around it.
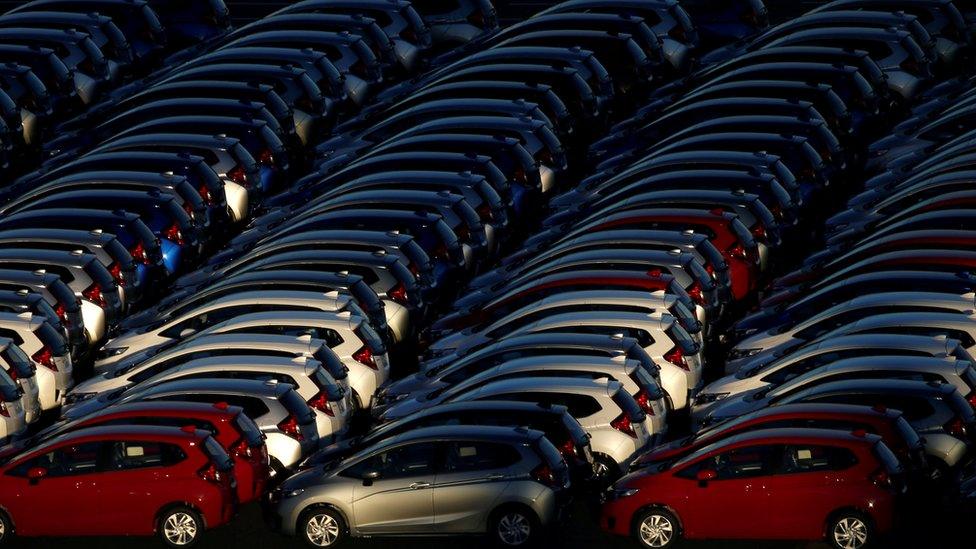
[297,502,351,537]
[823,506,875,541]
[630,503,684,539]
[155,501,208,534]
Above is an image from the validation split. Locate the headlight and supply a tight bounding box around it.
[100,346,128,357]
[728,348,762,360]
[605,487,639,501]
[284,488,305,498]
[694,393,729,405]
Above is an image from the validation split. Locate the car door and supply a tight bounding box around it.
[5,441,106,535]
[350,441,440,534]
[672,444,781,539]
[97,439,184,535]
[432,441,520,533]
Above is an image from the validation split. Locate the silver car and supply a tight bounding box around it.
[268,425,570,547]
[728,292,976,373]
[696,334,969,417]
[0,312,72,410]
[96,290,362,368]
[191,310,391,409]
[0,366,25,442]
[813,311,976,355]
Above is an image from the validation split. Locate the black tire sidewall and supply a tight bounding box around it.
[299,507,346,548]
[633,508,681,548]
[158,507,203,549]
[490,506,539,547]
[828,512,873,549]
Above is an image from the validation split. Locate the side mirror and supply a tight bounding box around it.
[696,469,717,487]
[27,467,47,484]
[362,470,381,486]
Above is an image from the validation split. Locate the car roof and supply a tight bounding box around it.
[381,424,544,446]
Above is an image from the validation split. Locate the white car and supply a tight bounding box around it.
[0,366,25,442]
[189,310,391,409]
[452,377,655,479]
[95,290,362,368]
[0,312,72,410]
[0,339,39,424]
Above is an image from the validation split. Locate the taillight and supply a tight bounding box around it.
[258,148,274,165]
[0,401,8,417]
[455,224,470,242]
[635,389,654,415]
[277,415,304,441]
[476,203,493,221]
[198,463,224,484]
[82,284,106,307]
[231,438,253,459]
[664,346,689,371]
[109,263,125,287]
[751,224,767,240]
[32,347,56,371]
[967,392,976,410]
[130,242,149,265]
[164,223,185,246]
[308,390,334,416]
[686,281,704,304]
[388,282,408,304]
[870,467,892,489]
[198,184,212,204]
[433,243,449,260]
[227,165,247,185]
[530,463,557,487]
[353,347,378,370]
[611,413,636,438]
[514,166,527,183]
[7,368,17,382]
[729,244,749,260]
[55,303,68,323]
[946,417,967,438]
[559,438,576,458]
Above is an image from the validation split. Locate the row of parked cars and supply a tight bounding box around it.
[1,0,975,548]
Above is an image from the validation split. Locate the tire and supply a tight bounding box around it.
[593,454,621,485]
[633,508,680,548]
[158,506,203,548]
[827,511,873,549]
[298,507,346,548]
[0,511,12,546]
[489,505,538,547]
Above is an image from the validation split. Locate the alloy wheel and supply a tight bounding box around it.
[163,512,198,546]
[497,512,531,546]
[640,514,674,548]
[833,517,868,549]
[306,513,341,547]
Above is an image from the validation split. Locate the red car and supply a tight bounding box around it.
[602,428,900,549]
[9,401,271,504]
[0,425,237,547]
[632,403,927,475]
[583,207,761,300]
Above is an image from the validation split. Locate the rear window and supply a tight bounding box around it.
[313,368,344,400]
[280,388,316,424]
[355,322,385,354]
[535,436,567,470]
[611,388,646,423]
[35,322,66,354]
[873,441,902,474]
[203,435,234,471]
[234,412,264,446]
[894,415,922,450]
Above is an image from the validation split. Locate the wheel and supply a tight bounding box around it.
[158,507,202,548]
[592,454,621,485]
[634,508,680,548]
[0,511,12,546]
[299,507,346,547]
[828,512,872,549]
[489,506,538,547]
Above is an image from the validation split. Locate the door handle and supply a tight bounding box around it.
[409,482,431,490]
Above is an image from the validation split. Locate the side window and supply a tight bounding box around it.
[107,441,186,470]
[343,443,439,480]
[443,442,521,473]
[781,445,858,474]
[9,442,106,477]
[148,394,270,419]
[683,445,782,480]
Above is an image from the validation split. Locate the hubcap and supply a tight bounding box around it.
[833,517,868,549]
[498,513,531,546]
[306,514,340,547]
[163,512,198,546]
[640,514,674,548]
[0,516,5,538]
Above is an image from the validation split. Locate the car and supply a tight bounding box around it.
[808,311,976,355]
[0,269,85,356]
[410,0,497,47]
[65,377,320,473]
[0,12,133,72]
[0,63,50,145]
[267,425,569,547]
[633,403,929,478]
[698,334,969,414]
[0,338,40,425]
[302,400,593,480]
[0,44,76,111]
[657,0,768,49]
[602,428,899,549]
[0,425,236,547]
[5,400,267,504]
[0,363,24,442]
[97,289,363,366]
[0,312,72,410]
[444,377,656,479]
[147,0,231,47]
